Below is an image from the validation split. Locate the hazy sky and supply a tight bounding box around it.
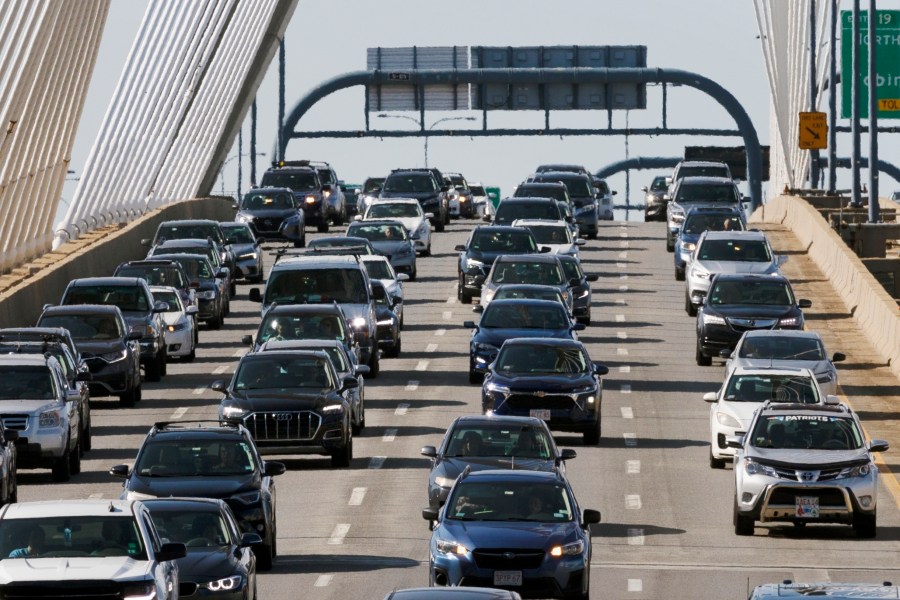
[60,0,900,220]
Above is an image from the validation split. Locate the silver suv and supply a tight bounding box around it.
[666,175,744,251]
[729,400,888,538]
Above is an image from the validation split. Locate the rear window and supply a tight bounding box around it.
[495,202,560,225]
[676,183,738,203]
[383,174,436,194]
[260,171,319,191]
[64,285,149,312]
[265,268,368,304]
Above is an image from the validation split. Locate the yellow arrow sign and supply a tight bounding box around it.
[798,111,828,150]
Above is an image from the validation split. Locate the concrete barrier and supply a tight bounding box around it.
[751,196,900,378]
[0,197,236,328]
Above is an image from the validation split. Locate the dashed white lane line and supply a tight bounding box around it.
[615,299,625,305]
[368,456,386,469]
[627,460,641,474]
[328,524,350,545]
[395,404,409,416]
[232,349,244,358]
[315,575,334,587]
[618,251,628,259]
[628,579,643,592]
[435,329,446,336]
[213,366,228,375]
[425,343,438,353]
[89,493,103,499]
[616,262,627,269]
[442,311,452,320]
[627,528,645,545]
[617,332,628,339]
[617,348,628,356]
[383,428,397,442]
[620,384,632,394]
[625,495,642,510]
[615,314,625,322]
[170,407,188,420]
[618,285,628,292]
[624,433,637,447]
[415,360,430,371]
[405,381,419,391]
[192,386,206,395]
[446,297,456,304]
[348,488,367,506]
[619,274,628,280]
[619,240,629,248]
[620,407,633,419]
[619,365,631,374]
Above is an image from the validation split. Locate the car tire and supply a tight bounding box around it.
[82,418,92,452]
[587,231,598,240]
[317,221,329,233]
[69,440,81,475]
[458,274,473,304]
[853,511,877,538]
[368,348,380,379]
[434,219,445,233]
[255,543,274,571]
[733,496,754,536]
[293,240,303,248]
[119,384,138,408]
[145,355,162,383]
[709,449,726,469]
[331,430,352,468]
[422,243,431,257]
[468,370,482,385]
[52,447,72,483]
[696,339,712,366]
[583,418,601,446]
[666,234,675,252]
[685,293,697,317]
[209,313,222,330]
[409,267,417,282]
[578,310,591,326]
[159,348,167,376]
[675,266,685,281]
[185,345,196,362]
[8,470,17,503]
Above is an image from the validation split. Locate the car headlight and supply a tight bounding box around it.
[396,246,412,256]
[702,313,726,326]
[231,490,261,505]
[377,318,395,326]
[434,476,456,488]
[197,290,217,300]
[486,382,510,395]
[123,582,156,600]
[416,222,429,235]
[778,316,803,327]
[744,459,777,477]
[39,410,61,428]
[474,342,498,353]
[221,405,247,419]
[305,195,317,204]
[577,288,590,299]
[205,575,243,592]
[693,269,711,280]
[550,539,585,557]
[838,463,872,478]
[715,411,741,428]
[436,539,468,555]
[351,317,367,329]
[466,258,485,271]
[167,322,188,332]
[321,404,345,413]
[816,371,835,383]
[235,213,251,224]
[100,349,128,362]
[684,242,696,251]
[237,251,258,261]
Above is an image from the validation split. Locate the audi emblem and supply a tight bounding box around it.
[272,413,292,422]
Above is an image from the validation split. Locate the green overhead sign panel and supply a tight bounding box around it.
[841,10,900,119]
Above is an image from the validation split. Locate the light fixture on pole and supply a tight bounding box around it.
[377,114,476,167]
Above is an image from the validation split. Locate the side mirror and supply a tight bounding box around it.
[472,305,484,314]
[341,375,359,390]
[241,334,253,345]
[440,185,450,193]
[240,533,263,547]
[463,320,477,329]
[585,274,599,282]
[640,186,648,192]
[482,214,492,222]
[156,542,187,562]
[140,238,152,247]
[724,436,744,449]
[152,301,170,313]
[421,445,437,458]
[231,203,239,210]
[703,392,718,403]
[215,268,229,279]
[473,275,485,286]
[397,273,410,282]
[186,305,199,315]
[424,212,434,219]
[559,448,577,461]
[582,509,601,527]
[798,299,812,308]
[454,244,466,252]
[612,190,618,195]
[575,239,586,246]
[210,380,227,393]
[539,246,552,253]
[869,439,890,453]
[353,215,362,221]
[248,288,262,302]
[264,461,286,476]
[776,255,788,267]
[109,464,130,478]
[593,362,609,376]
[719,349,732,358]
[354,364,371,377]
[572,323,586,331]
[422,507,439,523]
[832,352,846,362]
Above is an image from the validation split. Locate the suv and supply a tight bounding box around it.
[729,400,888,537]
[669,159,733,193]
[455,226,540,304]
[142,219,236,280]
[666,176,744,251]
[113,259,196,314]
[37,304,142,407]
[110,421,285,570]
[150,253,227,330]
[60,277,168,382]
[260,160,345,232]
[242,303,359,360]
[479,253,573,313]
[445,172,475,218]
[380,168,449,231]
[249,255,379,375]
[0,354,81,481]
[0,499,186,597]
[148,238,234,301]
[489,197,564,227]
[233,186,306,247]
[529,172,600,238]
[673,206,746,281]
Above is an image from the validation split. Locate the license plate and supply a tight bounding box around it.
[796,496,819,518]
[494,571,523,587]
[529,409,551,420]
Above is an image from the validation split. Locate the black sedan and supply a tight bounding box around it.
[556,254,598,325]
[464,298,584,384]
[144,498,260,598]
[455,226,540,304]
[695,273,811,366]
[421,415,575,510]
[482,338,608,445]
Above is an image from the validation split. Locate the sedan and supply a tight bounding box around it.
[512,219,584,257]
[346,220,417,280]
[360,198,433,256]
[360,255,408,327]
[371,279,401,358]
[149,285,198,362]
[455,226,540,304]
[220,221,265,283]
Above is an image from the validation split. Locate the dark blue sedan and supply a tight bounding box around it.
[464,299,583,384]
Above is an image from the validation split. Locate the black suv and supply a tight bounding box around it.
[109,421,285,570]
[529,172,599,239]
[455,226,540,304]
[113,259,196,314]
[489,197,564,226]
[142,219,236,283]
[261,160,345,232]
[151,253,227,330]
[380,168,449,231]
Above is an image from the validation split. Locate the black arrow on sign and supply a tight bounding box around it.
[805,127,820,140]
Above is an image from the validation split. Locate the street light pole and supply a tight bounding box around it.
[377,114,475,167]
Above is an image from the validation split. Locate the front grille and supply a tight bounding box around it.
[252,217,284,234]
[506,394,575,411]
[473,547,545,570]
[769,465,846,481]
[769,487,847,507]
[0,580,127,599]
[243,411,320,441]
[0,414,28,430]
[727,317,778,332]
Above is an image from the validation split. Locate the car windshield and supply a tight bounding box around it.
[481,303,568,329]
[168,257,214,280]
[494,286,563,304]
[555,178,593,198]
[116,266,187,289]
[676,183,738,203]
[697,239,771,262]
[153,245,218,266]
[445,425,553,459]
[470,231,537,253]
[738,336,826,360]
[260,171,318,191]
[349,223,408,241]
[495,345,588,374]
[447,481,573,522]
[39,314,122,341]
[65,285,149,312]
[516,186,567,202]
[363,260,394,280]
[363,178,385,193]
[0,517,146,560]
[491,261,565,286]
[367,203,420,219]
[527,225,571,245]
[650,176,667,191]
[258,315,347,343]
[470,185,485,195]
[135,440,256,477]
[241,191,296,210]
[723,374,820,403]
[709,280,793,306]
[678,166,730,179]
[383,175,435,193]
[265,269,368,304]
[156,224,221,244]
[559,260,582,281]
[321,347,348,372]
[495,203,560,224]
[234,356,333,390]
[223,226,255,244]
[682,214,744,235]
[151,289,181,310]
[148,510,230,550]
[0,366,55,400]
[749,414,863,450]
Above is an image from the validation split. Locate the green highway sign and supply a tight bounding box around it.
[841,10,900,119]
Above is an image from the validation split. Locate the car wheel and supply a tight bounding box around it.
[82,418,92,452]
[331,430,352,468]
[52,447,72,483]
[255,543,273,571]
[145,356,162,383]
[409,267,417,282]
[317,221,329,233]
[368,348,380,378]
[119,385,137,408]
[293,240,303,248]
[709,448,726,469]
[185,345,196,362]
[434,219,445,233]
[685,293,697,317]
[69,440,81,475]
[675,266,685,281]
[696,339,712,366]
[209,313,222,330]
[666,234,675,252]
[853,511,877,538]
[578,311,591,326]
[392,336,401,358]
[587,231,598,240]
[159,348,167,376]
[583,418,601,446]
[458,274,473,304]
[468,370,482,385]
[733,496,754,536]
[422,243,431,257]
[9,470,17,503]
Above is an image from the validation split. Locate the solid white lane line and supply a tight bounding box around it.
[328,524,350,545]
[415,360,429,371]
[625,495,642,510]
[627,579,643,592]
[213,366,228,374]
[615,314,625,322]
[435,329,446,336]
[627,528,645,545]
[348,488,367,506]
[315,575,333,587]
[617,348,628,356]
[395,404,409,416]
[626,460,641,474]
[617,332,628,339]
[442,311,452,320]
[619,365,631,373]
[624,433,637,447]
[171,407,188,420]
[620,407,633,419]
[620,384,632,394]
[405,381,419,391]
[425,343,438,353]
[368,456,386,469]
[192,387,205,395]
[383,429,397,442]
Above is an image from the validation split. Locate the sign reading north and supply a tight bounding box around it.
[841,10,900,119]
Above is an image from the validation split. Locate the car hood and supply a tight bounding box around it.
[369,240,411,254]
[731,357,832,376]
[339,304,370,323]
[373,278,402,298]
[75,340,126,355]
[375,306,396,321]
[225,390,334,411]
[491,372,594,391]
[712,305,797,319]
[240,208,298,218]
[176,550,237,579]
[466,251,511,266]
[443,520,581,549]
[160,312,187,326]
[718,400,763,426]
[694,260,777,275]
[388,217,424,233]
[128,473,260,499]
[474,328,573,347]
[0,556,152,583]
[748,447,870,468]
[0,399,62,414]
[122,313,152,327]
[541,243,577,255]
[230,242,257,256]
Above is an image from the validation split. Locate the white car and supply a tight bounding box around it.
[724,330,845,396]
[150,285,198,362]
[511,218,585,257]
[469,182,489,217]
[704,365,830,469]
[358,198,433,256]
[360,255,408,327]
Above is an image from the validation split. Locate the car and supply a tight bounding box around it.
[306,160,348,226]
[666,176,745,251]
[513,181,572,209]
[148,238,234,303]
[113,259,197,313]
[110,421,284,570]
[260,160,345,232]
[149,285,199,362]
[356,176,386,215]
[593,179,615,221]
[0,499,186,597]
[685,230,784,316]
[144,497,260,600]
[422,469,600,599]
[482,338,608,445]
[465,299,584,384]
[219,221,265,283]
[488,197,564,227]
[642,175,669,222]
[490,284,568,310]
[257,339,369,435]
[36,304,142,407]
[340,181,361,218]
[668,159,733,194]
[556,254,598,325]
[729,400,888,537]
[534,163,593,176]
[380,168,449,231]
[385,588,522,600]
[468,182,489,218]
[359,198,433,256]
[673,206,746,281]
[529,172,600,238]
[150,253,227,330]
[479,254,573,313]
[455,226,540,305]
[306,235,376,255]
[695,273,811,366]
[511,219,584,258]
[241,303,359,361]
[554,201,580,238]
[704,366,829,469]
[248,254,379,376]
[724,330,846,396]
[749,581,900,600]
[232,186,307,247]
[0,423,16,506]
[360,255,408,327]
[143,219,237,288]
[446,172,476,218]
[371,279,402,358]
[346,219,417,280]
[421,415,576,510]
[59,276,169,382]
[212,351,356,467]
